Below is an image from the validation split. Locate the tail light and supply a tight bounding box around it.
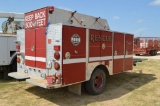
[49,6,54,14]
[54,62,60,70]
[54,52,60,60]
[16,45,20,52]
[54,45,60,51]
[17,57,21,63]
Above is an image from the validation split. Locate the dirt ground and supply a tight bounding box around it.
[0,59,160,106]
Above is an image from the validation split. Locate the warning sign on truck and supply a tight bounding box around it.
[24,8,48,29]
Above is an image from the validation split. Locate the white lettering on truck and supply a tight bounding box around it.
[25,14,34,21]
[25,11,46,28]
[35,11,46,19]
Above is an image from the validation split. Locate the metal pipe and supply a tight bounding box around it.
[0,12,24,19]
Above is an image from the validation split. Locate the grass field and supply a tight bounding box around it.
[0,59,160,106]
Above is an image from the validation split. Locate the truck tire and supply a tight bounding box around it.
[85,68,107,95]
[4,70,9,80]
[154,50,157,56]
[135,54,140,56]
[3,67,11,80]
[150,50,155,56]
[11,59,17,72]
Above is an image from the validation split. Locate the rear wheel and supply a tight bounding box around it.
[3,66,11,80]
[150,50,155,56]
[85,68,106,95]
[135,54,140,56]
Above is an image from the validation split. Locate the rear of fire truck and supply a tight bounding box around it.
[9,6,133,95]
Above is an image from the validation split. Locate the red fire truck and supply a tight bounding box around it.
[134,37,160,56]
[9,6,134,95]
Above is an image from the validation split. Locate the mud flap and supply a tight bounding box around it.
[68,83,82,95]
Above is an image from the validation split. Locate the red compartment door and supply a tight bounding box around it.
[25,28,46,69]
[35,28,46,69]
[125,34,133,71]
[25,29,36,67]
[113,32,125,74]
[62,26,86,85]
[89,29,101,61]
[100,31,113,58]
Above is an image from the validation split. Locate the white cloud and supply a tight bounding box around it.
[112,16,120,20]
[137,19,144,23]
[150,0,160,6]
[133,28,147,36]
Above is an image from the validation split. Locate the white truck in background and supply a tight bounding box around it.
[0,12,24,79]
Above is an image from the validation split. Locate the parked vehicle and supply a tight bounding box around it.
[0,12,24,79]
[134,37,160,56]
[9,6,134,95]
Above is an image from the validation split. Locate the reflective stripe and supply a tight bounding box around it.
[25,56,46,62]
[89,57,100,62]
[114,55,125,59]
[125,55,133,58]
[89,56,112,62]
[63,55,133,64]
[36,57,46,62]
[101,56,113,61]
[25,56,35,61]
[63,58,86,64]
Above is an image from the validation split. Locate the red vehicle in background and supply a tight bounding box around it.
[134,37,160,56]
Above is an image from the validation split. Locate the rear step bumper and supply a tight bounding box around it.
[8,72,30,80]
[9,72,62,89]
[26,79,62,89]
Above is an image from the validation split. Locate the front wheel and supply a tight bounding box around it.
[85,68,107,95]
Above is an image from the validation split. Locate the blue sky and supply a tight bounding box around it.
[0,0,160,37]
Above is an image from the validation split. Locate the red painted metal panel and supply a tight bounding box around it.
[36,61,46,69]
[114,32,125,55]
[62,63,86,85]
[62,26,86,59]
[124,34,133,71]
[101,31,113,57]
[154,40,159,48]
[25,7,48,29]
[35,27,46,69]
[113,32,125,74]
[62,26,86,85]
[125,34,133,55]
[89,29,101,57]
[124,58,133,71]
[25,29,36,67]
[113,59,124,74]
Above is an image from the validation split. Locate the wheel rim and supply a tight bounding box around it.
[94,74,103,90]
